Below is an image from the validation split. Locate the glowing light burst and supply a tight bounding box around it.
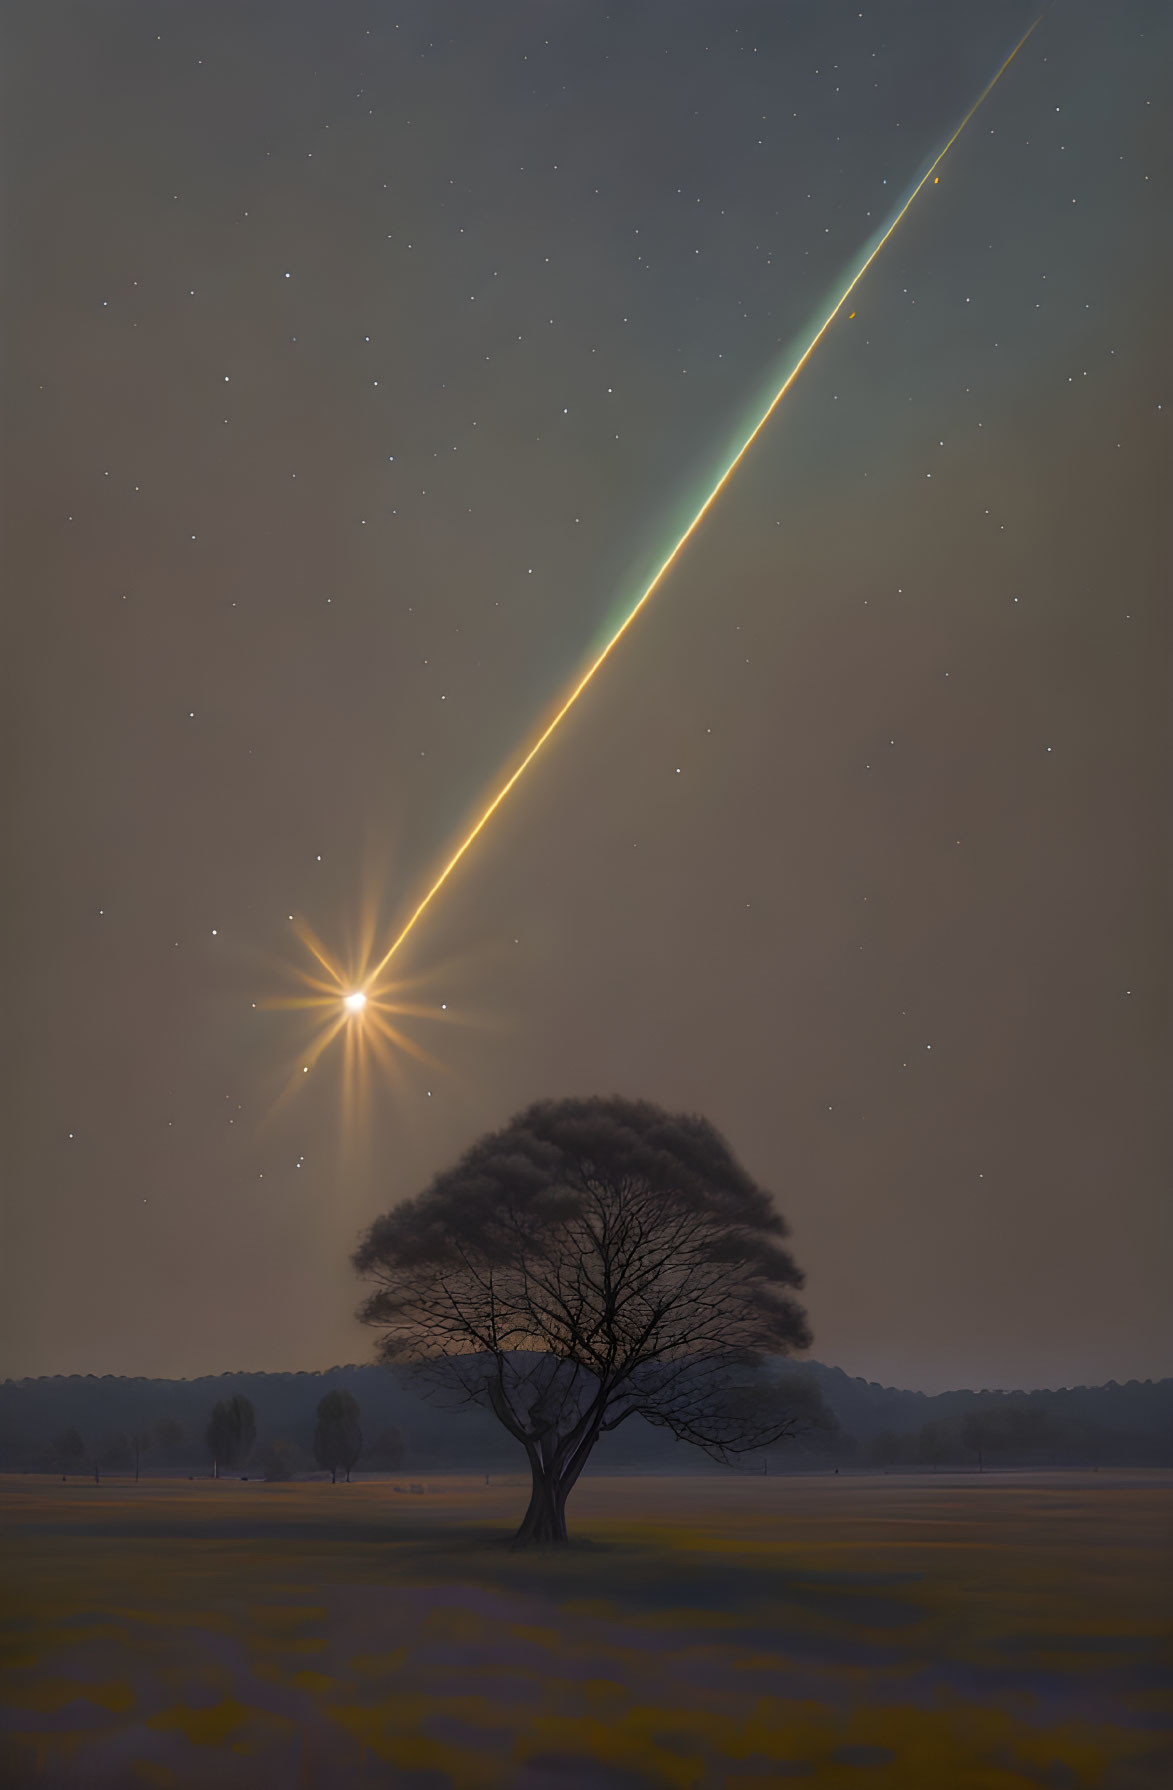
[285,18,1039,1089]
[265,909,449,1125]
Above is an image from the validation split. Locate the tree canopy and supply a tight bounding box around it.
[313,1389,363,1482]
[355,1095,819,1542]
[205,1395,256,1478]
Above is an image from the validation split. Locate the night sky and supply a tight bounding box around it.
[5,1,1168,1391]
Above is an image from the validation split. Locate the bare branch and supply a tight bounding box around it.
[353,1096,817,1538]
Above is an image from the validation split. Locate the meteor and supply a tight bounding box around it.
[356,19,1040,994]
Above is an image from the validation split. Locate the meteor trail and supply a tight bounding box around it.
[363,18,1040,992]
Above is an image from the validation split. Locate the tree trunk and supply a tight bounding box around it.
[513,1458,569,1546]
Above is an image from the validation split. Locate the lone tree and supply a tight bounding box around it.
[205,1395,256,1479]
[355,1096,819,1544]
[313,1390,364,1483]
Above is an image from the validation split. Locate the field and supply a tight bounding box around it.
[1,1470,1169,1788]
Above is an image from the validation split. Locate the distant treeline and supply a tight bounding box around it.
[0,1362,1168,1476]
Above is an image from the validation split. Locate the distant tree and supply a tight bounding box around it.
[313,1390,363,1482]
[55,1427,86,1480]
[365,1426,406,1472]
[355,1095,816,1544]
[206,1404,232,1478]
[205,1395,256,1478]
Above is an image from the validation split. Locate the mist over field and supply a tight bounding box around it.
[3,1361,1170,1478]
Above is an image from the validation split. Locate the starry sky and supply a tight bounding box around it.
[4,0,1168,1392]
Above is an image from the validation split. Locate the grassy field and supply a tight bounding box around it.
[1,1469,1169,1788]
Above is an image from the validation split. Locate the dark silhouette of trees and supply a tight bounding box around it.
[313,1390,363,1482]
[962,1402,1052,1471]
[55,1427,86,1480]
[5,1369,1167,1479]
[355,1095,816,1544]
[205,1395,256,1478]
